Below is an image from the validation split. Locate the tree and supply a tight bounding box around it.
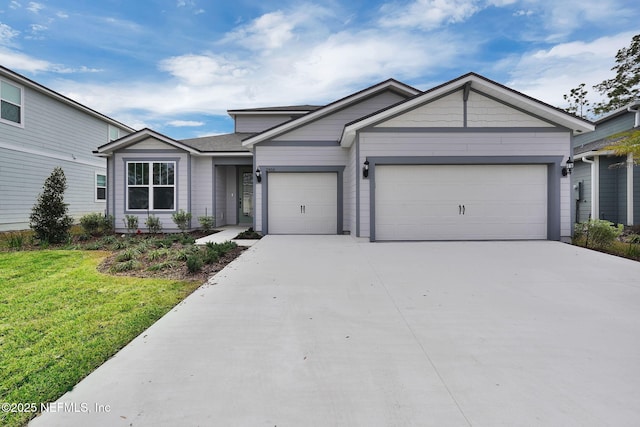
[593,34,640,115]
[563,83,591,118]
[604,129,640,165]
[30,167,74,243]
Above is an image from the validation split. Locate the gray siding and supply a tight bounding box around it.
[573,160,592,223]
[358,131,572,238]
[573,112,635,149]
[598,156,625,224]
[191,157,213,228]
[0,78,131,231]
[112,148,190,233]
[215,165,228,227]
[275,91,406,141]
[235,114,296,133]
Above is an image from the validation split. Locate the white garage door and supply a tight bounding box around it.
[268,172,337,234]
[375,165,547,240]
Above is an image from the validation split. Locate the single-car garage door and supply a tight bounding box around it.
[375,165,547,240]
[268,172,337,234]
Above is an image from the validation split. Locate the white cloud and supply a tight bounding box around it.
[379,0,480,30]
[27,1,44,13]
[167,120,205,127]
[505,32,637,112]
[9,1,21,10]
[0,47,51,72]
[513,9,533,16]
[0,23,20,46]
[159,53,250,86]
[56,12,69,19]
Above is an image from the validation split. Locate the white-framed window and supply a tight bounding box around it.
[96,173,106,202]
[126,161,175,211]
[1,79,23,126]
[108,125,120,141]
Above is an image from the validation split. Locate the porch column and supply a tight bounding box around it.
[591,156,600,220]
[628,153,634,225]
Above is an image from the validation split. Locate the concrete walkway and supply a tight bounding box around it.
[31,236,640,426]
[194,226,260,247]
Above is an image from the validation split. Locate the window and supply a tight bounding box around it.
[96,173,106,202]
[1,80,23,126]
[127,161,175,211]
[108,125,120,141]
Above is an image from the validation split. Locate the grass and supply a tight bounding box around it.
[572,237,640,261]
[0,250,201,427]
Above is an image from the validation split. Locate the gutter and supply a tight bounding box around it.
[628,100,640,127]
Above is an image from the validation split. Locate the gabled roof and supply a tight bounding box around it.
[0,65,135,132]
[241,79,422,148]
[181,133,254,152]
[95,128,200,156]
[340,72,596,147]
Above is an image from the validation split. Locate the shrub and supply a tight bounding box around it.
[110,260,141,273]
[101,214,115,234]
[147,261,178,271]
[235,227,262,239]
[198,215,215,233]
[80,213,103,236]
[145,215,162,234]
[186,254,203,273]
[115,248,141,262]
[30,167,74,244]
[574,219,623,249]
[172,210,192,233]
[123,215,139,234]
[6,232,26,250]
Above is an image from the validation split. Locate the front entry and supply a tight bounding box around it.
[238,166,254,225]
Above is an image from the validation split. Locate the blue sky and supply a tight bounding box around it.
[0,0,638,139]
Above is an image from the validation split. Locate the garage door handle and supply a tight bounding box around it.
[300,205,306,214]
[459,205,462,215]
[462,205,465,215]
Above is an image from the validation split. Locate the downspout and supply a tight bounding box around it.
[628,101,640,127]
[582,156,599,220]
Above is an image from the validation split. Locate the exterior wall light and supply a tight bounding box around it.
[363,160,369,178]
[562,158,574,176]
[255,167,262,183]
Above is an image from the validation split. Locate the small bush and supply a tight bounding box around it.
[172,210,192,233]
[173,246,198,262]
[84,241,104,250]
[101,214,115,234]
[180,234,196,245]
[186,254,203,273]
[110,260,141,273]
[198,215,215,233]
[147,261,178,271]
[101,235,118,246]
[80,213,103,236]
[148,248,171,261]
[115,248,142,262]
[6,232,26,250]
[574,219,623,249]
[235,227,262,239]
[145,215,162,234]
[123,215,139,234]
[203,248,219,264]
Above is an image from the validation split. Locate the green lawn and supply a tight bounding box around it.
[0,250,202,427]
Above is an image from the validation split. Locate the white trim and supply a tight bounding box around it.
[0,78,24,128]
[0,140,106,167]
[627,153,634,225]
[98,129,200,154]
[95,171,107,203]
[582,156,600,220]
[126,160,176,211]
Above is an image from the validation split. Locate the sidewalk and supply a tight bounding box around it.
[194,226,260,247]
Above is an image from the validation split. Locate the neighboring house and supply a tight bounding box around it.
[96,73,594,241]
[573,101,640,225]
[0,66,135,231]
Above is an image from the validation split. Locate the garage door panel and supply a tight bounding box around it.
[268,173,337,234]
[375,165,547,240]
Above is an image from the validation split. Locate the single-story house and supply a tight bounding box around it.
[573,101,640,225]
[95,72,594,241]
[0,66,134,231]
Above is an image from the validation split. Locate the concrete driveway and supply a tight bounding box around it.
[31,236,640,426]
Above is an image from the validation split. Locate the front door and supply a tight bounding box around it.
[238,166,253,225]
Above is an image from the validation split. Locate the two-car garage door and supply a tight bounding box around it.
[375,165,548,240]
